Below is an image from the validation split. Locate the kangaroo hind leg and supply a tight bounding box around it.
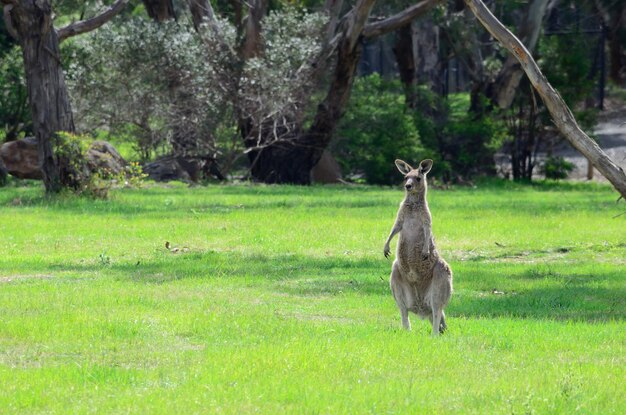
[390,264,412,330]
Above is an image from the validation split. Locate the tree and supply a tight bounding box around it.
[1,0,128,194]
[67,0,441,184]
[483,0,550,110]
[222,0,442,183]
[464,0,626,200]
[593,0,626,85]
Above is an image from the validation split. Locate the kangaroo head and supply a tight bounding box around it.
[395,159,433,194]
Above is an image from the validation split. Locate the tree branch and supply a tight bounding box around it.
[464,0,626,199]
[57,0,129,42]
[2,4,18,40]
[323,0,344,44]
[362,0,442,39]
[345,0,376,50]
[187,0,216,31]
[240,0,268,59]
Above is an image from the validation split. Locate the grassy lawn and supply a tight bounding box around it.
[0,180,624,414]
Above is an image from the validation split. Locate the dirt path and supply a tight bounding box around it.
[565,116,626,181]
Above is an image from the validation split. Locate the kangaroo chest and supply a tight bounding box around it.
[397,204,435,280]
[400,206,427,245]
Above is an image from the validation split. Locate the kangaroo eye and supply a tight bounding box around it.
[416,177,421,182]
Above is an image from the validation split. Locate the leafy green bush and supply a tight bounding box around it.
[55,132,146,198]
[412,90,505,181]
[542,156,575,180]
[334,74,423,185]
[538,32,598,132]
[444,110,506,178]
[0,46,31,141]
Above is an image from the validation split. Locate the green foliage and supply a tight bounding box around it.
[538,33,599,132]
[0,18,16,55]
[539,34,595,108]
[542,156,575,180]
[412,90,506,180]
[444,110,506,177]
[54,132,146,198]
[65,18,226,161]
[0,46,31,141]
[0,183,624,413]
[335,74,423,185]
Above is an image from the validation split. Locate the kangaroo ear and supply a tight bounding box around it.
[395,159,413,175]
[419,159,433,175]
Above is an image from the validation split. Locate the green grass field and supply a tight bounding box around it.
[1,180,624,414]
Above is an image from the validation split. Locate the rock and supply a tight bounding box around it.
[0,138,127,180]
[0,137,42,179]
[86,140,127,175]
[144,156,225,182]
[144,157,192,182]
[311,150,342,184]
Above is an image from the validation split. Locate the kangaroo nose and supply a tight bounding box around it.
[405,184,412,190]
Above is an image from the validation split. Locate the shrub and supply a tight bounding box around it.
[0,46,31,141]
[412,90,505,181]
[55,132,146,198]
[334,74,423,185]
[542,156,575,180]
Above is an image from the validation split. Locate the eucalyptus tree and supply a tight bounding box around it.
[465,0,626,199]
[188,0,444,183]
[1,0,128,193]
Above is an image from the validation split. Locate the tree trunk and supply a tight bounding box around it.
[607,9,625,85]
[393,19,444,106]
[187,0,214,31]
[4,0,128,194]
[465,0,626,199]
[246,142,315,184]
[484,0,550,109]
[142,0,176,22]
[393,23,417,108]
[6,0,75,193]
[413,18,441,92]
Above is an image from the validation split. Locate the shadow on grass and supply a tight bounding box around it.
[11,250,624,323]
[0,188,397,216]
[2,179,618,218]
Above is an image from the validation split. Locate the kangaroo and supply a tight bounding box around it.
[384,159,453,335]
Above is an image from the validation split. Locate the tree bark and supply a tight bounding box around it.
[5,0,74,193]
[142,0,176,22]
[187,0,215,31]
[393,23,418,107]
[606,8,625,85]
[464,0,626,199]
[245,0,443,184]
[393,16,441,105]
[484,0,550,109]
[243,0,376,184]
[57,0,129,41]
[240,0,267,59]
[3,0,128,194]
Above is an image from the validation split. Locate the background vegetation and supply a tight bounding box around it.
[2,0,624,189]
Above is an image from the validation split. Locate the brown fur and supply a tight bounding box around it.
[384,159,453,335]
